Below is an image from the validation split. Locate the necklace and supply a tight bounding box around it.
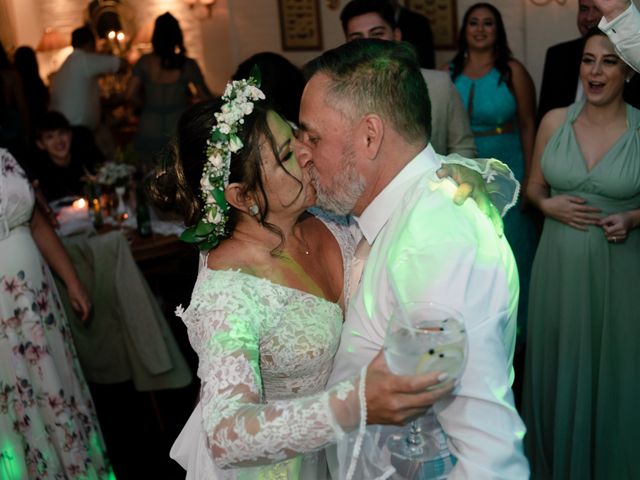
[291,240,310,256]
[297,229,311,255]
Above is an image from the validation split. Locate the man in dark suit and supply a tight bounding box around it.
[538,0,640,123]
[389,0,435,69]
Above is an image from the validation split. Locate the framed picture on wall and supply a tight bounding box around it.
[278,0,323,51]
[406,0,458,49]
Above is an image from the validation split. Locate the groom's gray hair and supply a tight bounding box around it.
[304,39,431,144]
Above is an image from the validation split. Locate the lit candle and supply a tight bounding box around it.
[72,198,87,210]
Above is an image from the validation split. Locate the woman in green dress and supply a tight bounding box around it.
[523,29,640,479]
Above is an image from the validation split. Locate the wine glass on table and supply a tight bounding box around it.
[383,301,468,464]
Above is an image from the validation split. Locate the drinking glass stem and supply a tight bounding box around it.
[407,420,422,446]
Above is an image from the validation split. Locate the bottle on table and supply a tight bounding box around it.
[88,184,103,229]
[135,182,152,237]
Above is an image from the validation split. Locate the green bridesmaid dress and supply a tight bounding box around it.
[523,101,640,479]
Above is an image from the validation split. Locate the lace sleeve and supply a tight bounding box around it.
[440,154,521,217]
[177,272,365,471]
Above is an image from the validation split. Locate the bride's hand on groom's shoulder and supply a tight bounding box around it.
[437,163,504,237]
[364,350,454,426]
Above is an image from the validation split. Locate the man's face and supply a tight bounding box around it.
[37,128,72,165]
[577,0,601,36]
[345,12,400,42]
[296,74,367,215]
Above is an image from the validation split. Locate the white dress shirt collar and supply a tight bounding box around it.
[354,144,440,245]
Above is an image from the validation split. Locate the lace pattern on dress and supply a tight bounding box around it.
[309,209,356,310]
[177,269,360,471]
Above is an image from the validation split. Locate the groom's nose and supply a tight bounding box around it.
[293,137,312,168]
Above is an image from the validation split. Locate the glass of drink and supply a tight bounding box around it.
[383,301,468,461]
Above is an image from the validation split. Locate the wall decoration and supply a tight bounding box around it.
[278,0,323,51]
[406,0,458,49]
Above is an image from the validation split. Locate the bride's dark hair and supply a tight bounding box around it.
[149,99,302,248]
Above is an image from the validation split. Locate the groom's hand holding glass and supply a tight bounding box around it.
[363,351,455,426]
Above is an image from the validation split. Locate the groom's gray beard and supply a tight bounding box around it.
[310,149,366,215]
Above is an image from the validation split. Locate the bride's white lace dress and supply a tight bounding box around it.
[170,217,360,479]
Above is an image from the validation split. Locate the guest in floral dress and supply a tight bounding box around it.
[0,148,112,479]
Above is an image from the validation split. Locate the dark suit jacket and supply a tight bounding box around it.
[397,6,435,69]
[538,36,640,124]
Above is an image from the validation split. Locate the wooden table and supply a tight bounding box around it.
[97,225,192,263]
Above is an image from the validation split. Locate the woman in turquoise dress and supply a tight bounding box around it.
[445,3,538,343]
[523,29,640,479]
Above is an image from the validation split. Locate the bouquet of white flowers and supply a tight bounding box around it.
[96,162,136,186]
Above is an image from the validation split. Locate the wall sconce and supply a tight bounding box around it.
[184,0,216,18]
[529,0,568,5]
[36,28,70,52]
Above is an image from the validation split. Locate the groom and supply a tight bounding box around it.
[296,40,529,478]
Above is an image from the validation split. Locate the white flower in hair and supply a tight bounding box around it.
[179,67,265,251]
[208,153,224,168]
[229,135,244,153]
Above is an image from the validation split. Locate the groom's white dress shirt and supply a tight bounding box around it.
[328,145,529,479]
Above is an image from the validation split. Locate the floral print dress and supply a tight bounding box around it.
[0,149,111,479]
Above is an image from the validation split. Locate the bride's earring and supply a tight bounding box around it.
[249,204,259,216]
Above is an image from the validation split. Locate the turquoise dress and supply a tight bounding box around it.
[522,101,640,479]
[453,67,537,339]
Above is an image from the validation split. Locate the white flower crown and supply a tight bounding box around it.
[180,70,265,250]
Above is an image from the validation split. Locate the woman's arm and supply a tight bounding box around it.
[509,60,537,187]
[527,109,602,230]
[525,110,555,210]
[187,59,212,102]
[30,205,91,320]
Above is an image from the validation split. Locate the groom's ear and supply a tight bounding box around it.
[360,113,384,160]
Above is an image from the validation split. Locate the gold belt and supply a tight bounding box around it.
[473,120,517,137]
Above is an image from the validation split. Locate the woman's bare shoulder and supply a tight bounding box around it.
[206,239,260,274]
[541,107,568,131]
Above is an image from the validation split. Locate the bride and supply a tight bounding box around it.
[156,75,511,479]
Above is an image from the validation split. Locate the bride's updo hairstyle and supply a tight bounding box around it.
[149,98,301,245]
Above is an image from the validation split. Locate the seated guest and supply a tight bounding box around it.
[31,111,103,201]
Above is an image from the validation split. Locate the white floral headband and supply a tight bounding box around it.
[180,69,265,250]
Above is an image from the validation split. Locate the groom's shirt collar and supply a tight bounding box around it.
[353,144,440,245]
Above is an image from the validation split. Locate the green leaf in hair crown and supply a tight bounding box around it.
[182,71,265,251]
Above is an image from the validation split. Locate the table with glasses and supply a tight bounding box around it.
[51,196,195,392]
